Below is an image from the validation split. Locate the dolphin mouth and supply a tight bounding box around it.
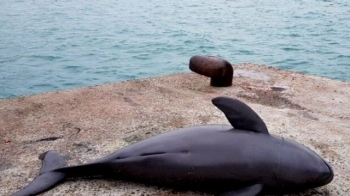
[321,160,334,184]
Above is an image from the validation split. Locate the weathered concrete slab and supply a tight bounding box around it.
[1,64,349,195]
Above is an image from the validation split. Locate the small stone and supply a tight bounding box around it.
[189,55,233,87]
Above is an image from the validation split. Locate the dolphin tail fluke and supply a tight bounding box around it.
[12,151,67,196]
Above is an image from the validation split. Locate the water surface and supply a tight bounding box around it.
[1,0,349,98]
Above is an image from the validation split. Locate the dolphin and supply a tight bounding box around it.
[12,97,333,196]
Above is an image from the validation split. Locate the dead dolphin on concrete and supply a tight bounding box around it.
[12,97,333,196]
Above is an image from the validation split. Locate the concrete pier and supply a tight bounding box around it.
[1,64,349,195]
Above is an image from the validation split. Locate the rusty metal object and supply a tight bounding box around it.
[189,55,233,87]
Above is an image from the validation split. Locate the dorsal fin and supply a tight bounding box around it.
[212,97,269,134]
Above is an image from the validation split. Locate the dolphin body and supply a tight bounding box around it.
[12,97,333,196]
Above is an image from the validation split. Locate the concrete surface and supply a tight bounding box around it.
[0,64,349,196]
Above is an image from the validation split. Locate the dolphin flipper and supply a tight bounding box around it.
[212,97,269,134]
[219,184,263,196]
[12,151,67,196]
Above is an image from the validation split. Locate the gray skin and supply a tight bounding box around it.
[12,97,333,196]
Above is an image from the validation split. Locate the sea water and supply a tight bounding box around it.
[0,0,349,99]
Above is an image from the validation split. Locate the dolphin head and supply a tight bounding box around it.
[276,138,334,191]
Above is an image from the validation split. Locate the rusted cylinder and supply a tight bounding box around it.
[189,55,233,87]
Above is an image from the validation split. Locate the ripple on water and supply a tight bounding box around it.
[29,55,62,61]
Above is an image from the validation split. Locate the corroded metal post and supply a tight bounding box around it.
[189,55,233,87]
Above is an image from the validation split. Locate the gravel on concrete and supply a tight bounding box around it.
[1,64,349,196]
